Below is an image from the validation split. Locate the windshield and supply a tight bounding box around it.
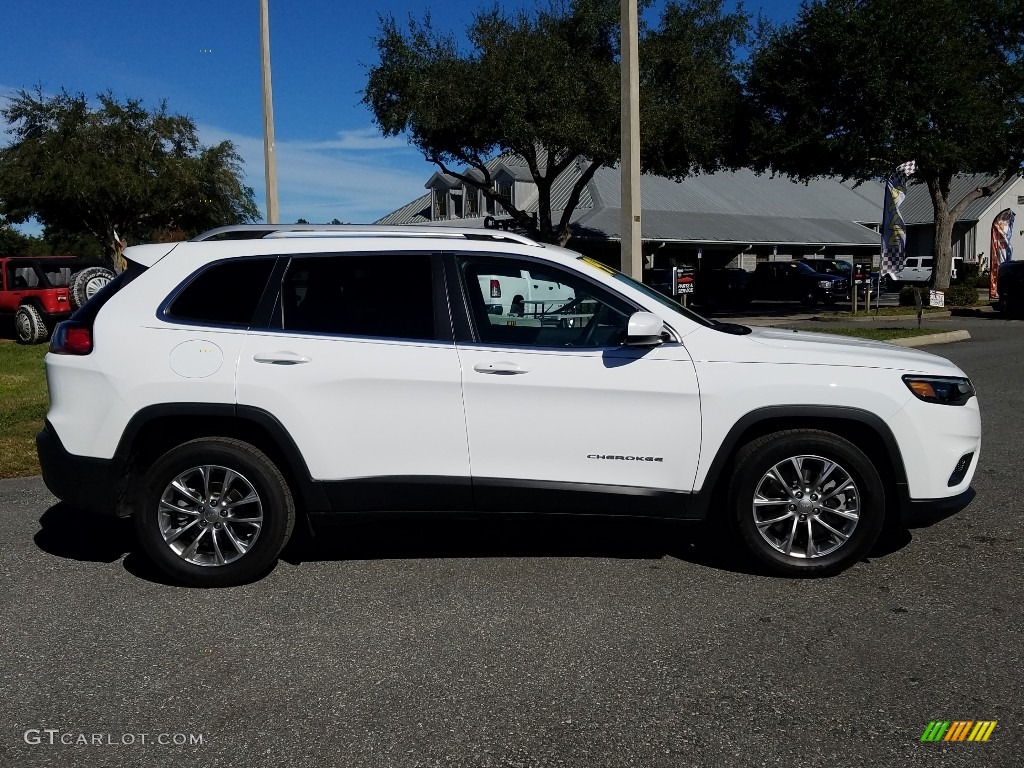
[577,257,718,329]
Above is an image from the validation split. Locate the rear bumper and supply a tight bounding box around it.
[36,421,125,516]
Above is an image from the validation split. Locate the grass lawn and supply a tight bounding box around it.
[818,306,949,318]
[794,326,947,341]
[0,340,48,478]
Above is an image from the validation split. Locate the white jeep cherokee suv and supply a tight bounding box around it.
[36,225,981,586]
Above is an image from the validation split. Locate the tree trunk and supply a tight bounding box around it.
[926,175,954,291]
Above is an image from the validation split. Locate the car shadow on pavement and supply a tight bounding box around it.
[33,504,913,584]
[279,516,784,579]
[34,502,182,585]
[34,502,134,563]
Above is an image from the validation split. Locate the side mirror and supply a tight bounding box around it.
[625,311,664,346]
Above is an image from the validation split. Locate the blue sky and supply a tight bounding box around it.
[0,0,802,229]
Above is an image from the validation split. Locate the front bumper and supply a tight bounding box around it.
[901,487,976,527]
[36,421,125,517]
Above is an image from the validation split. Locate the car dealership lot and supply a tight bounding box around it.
[1,315,1021,768]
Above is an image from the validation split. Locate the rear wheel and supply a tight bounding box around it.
[15,304,48,344]
[134,438,295,587]
[728,430,885,576]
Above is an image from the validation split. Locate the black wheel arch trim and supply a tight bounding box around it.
[686,405,910,521]
[114,403,329,513]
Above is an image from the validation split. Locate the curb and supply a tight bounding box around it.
[890,330,971,347]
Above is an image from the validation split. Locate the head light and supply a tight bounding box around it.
[902,375,975,406]
[818,280,833,289]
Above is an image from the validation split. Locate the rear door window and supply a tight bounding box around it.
[277,253,436,340]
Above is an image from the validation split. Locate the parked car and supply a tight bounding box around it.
[748,260,848,305]
[797,258,881,295]
[37,224,979,587]
[0,256,114,343]
[693,267,751,309]
[887,256,964,288]
[996,259,1024,316]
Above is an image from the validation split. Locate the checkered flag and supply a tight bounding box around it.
[880,161,916,279]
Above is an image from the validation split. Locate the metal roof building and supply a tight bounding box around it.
[377,155,1022,272]
[376,156,885,269]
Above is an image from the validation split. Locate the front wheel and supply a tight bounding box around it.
[15,304,48,344]
[727,430,885,577]
[134,438,296,587]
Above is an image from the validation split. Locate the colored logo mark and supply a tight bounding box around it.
[921,721,997,742]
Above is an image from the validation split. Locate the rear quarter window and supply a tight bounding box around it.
[165,258,276,327]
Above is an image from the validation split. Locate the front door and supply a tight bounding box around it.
[451,254,702,516]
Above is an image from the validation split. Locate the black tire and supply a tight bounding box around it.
[1000,293,1021,317]
[14,304,49,344]
[800,288,818,306]
[134,438,295,587]
[70,266,115,309]
[727,429,885,577]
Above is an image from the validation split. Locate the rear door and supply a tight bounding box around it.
[235,251,471,510]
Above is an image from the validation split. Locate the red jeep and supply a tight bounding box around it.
[1,257,113,344]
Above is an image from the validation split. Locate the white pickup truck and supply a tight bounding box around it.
[893,256,963,285]
[478,267,576,318]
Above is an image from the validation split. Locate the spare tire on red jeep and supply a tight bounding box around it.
[70,266,115,309]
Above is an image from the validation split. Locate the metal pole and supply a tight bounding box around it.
[620,0,642,278]
[260,0,280,224]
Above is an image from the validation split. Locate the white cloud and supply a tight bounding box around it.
[200,124,430,223]
[288,128,412,152]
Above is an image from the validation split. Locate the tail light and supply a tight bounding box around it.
[50,321,93,355]
[490,279,501,298]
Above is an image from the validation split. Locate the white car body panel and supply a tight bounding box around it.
[236,333,470,481]
[456,342,701,491]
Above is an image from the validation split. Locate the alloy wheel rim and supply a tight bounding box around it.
[751,454,860,559]
[157,465,263,567]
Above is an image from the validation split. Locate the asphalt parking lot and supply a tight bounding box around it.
[1,314,1021,768]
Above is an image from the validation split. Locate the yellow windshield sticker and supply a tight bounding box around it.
[579,256,617,276]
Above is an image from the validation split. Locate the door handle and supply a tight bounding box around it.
[473,361,529,375]
[253,352,311,365]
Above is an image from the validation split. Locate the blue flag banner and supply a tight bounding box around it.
[989,208,1015,299]
[880,161,916,279]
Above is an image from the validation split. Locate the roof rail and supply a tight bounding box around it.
[190,224,542,247]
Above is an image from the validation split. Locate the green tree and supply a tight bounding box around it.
[641,0,749,179]
[745,0,1024,290]
[0,219,51,256]
[364,1,749,246]
[364,0,620,245]
[0,89,259,264]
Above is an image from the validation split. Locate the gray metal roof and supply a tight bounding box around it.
[376,156,885,246]
[572,209,878,245]
[900,173,1018,224]
[375,192,431,225]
